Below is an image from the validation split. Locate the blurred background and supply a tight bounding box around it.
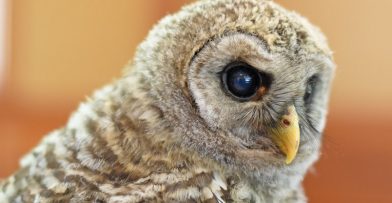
[0,0,391,202]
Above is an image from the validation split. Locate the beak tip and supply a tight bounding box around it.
[284,143,299,165]
[285,155,295,165]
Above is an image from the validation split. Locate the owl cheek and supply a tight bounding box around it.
[196,102,224,129]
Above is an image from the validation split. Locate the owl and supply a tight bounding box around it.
[0,0,335,202]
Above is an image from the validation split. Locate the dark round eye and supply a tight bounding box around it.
[304,76,318,104]
[222,62,261,100]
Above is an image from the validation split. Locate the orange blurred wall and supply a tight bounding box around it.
[1,1,392,203]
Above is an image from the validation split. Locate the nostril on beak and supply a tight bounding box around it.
[282,119,291,126]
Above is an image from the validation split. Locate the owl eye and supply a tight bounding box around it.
[221,62,263,100]
[304,75,318,104]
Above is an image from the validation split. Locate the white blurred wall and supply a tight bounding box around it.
[0,0,10,89]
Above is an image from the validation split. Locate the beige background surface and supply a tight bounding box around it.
[1,1,391,202]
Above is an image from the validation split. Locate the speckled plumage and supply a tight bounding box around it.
[0,0,335,202]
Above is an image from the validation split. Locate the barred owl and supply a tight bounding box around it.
[0,0,334,202]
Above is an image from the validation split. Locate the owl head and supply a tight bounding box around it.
[126,0,335,177]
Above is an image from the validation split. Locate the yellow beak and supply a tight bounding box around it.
[270,105,300,164]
